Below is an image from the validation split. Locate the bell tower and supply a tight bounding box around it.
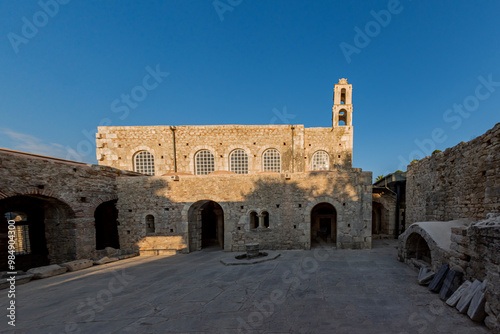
[332,78,353,127]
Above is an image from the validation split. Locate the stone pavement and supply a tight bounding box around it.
[1,240,489,333]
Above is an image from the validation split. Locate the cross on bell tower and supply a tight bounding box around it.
[332,78,353,127]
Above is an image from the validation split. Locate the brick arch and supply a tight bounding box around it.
[398,224,439,269]
[89,195,119,213]
[304,196,342,224]
[129,146,157,159]
[181,199,230,223]
[0,188,75,214]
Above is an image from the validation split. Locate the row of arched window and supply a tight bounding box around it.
[134,149,331,176]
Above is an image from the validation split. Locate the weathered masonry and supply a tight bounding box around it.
[96,79,355,176]
[398,123,500,331]
[0,148,140,271]
[116,169,372,253]
[97,79,373,253]
[0,79,372,273]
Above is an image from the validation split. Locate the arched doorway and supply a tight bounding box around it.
[0,195,75,271]
[310,203,337,246]
[406,232,432,264]
[94,200,120,250]
[188,200,224,251]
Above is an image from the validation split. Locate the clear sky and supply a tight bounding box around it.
[1,1,499,180]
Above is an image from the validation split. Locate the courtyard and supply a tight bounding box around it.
[1,240,488,333]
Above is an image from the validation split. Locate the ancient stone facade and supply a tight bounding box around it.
[96,79,373,253]
[406,123,500,224]
[96,79,354,176]
[0,79,373,273]
[116,169,372,253]
[0,148,139,271]
[95,124,353,176]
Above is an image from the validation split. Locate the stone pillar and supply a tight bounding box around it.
[258,213,265,228]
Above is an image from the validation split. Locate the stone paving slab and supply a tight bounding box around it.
[0,240,489,333]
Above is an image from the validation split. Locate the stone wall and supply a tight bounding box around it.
[406,123,500,224]
[115,169,372,253]
[0,148,138,270]
[96,124,353,175]
[449,214,500,331]
[401,121,500,330]
[398,215,500,330]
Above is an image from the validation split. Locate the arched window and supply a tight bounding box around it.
[262,149,281,172]
[195,150,215,175]
[262,211,270,228]
[146,215,155,234]
[340,88,346,104]
[250,212,258,229]
[338,109,347,126]
[312,151,329,171]
[134,151,155,175]
[230,149,248,174]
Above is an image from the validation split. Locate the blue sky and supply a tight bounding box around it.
[1,0,499,180]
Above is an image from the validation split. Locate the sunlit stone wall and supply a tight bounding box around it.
[116,169,372,253]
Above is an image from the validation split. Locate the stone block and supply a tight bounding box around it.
[429,264,449,292]
[27,265,67,279]
[0,274,34,290]
[104,247,121,256]
[61,259,94,272]
[439,270,463,300]
[117,253,138,260]
[456,279,482,314]
[418,267,435,285]
[467,290,487,322]
[94,256,119,265]
[446,280,472,307]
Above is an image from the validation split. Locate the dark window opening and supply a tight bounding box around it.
[262,211,270,228]
[95,200,120,250]
[146,215,155,234]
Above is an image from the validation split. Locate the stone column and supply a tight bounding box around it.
[258,213,265,228]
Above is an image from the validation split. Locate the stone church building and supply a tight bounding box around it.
[0,79,372,271]
[96,78,372,254]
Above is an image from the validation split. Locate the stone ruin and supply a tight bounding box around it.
[399,123,500,331]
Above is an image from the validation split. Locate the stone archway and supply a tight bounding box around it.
[310,202,337,247]
[0,195,75,271]
[94,200,120,250]
[405,232,432,264]
[188,200,224,251]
